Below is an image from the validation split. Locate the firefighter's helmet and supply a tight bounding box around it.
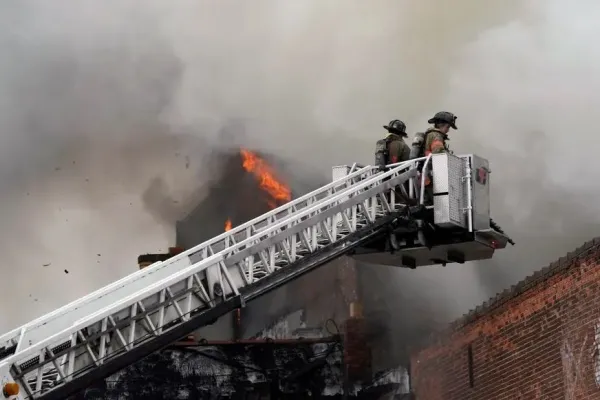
[383,119,407,134]
[428,111,457,130]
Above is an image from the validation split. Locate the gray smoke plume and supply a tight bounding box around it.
[0,0,596,343]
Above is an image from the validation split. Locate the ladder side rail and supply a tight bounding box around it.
[5,254,222,369]
[4,162,409,364]
[218,163,415,265]
[1,159,422,352]
[218,162,369,237]
[0,263,166,350]
[205,161,420,297]
[1,164,416,397]
[5,254,225,398]
[383,156,427,169]
[384,156,428,203]
[0,163,379,352]
[222,168,417,291]
[0,256,195,362]
[42,168,412,398]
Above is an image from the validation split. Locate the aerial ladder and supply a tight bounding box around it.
[0,153,512,400]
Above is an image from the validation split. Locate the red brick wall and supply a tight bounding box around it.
[410,239,600,400]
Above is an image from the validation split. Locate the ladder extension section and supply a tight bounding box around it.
[0,160,422,400]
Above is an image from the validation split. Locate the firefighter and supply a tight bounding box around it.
[409,111,457,159]
[424,111,457,155]
[374,119,411,208]
[375,119,410,171]
[410,111,458,205]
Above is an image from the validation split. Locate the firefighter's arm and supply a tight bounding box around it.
[388,141,401,163]
[429,133,447,154]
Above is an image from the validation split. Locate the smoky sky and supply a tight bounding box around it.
[0,0,598,331]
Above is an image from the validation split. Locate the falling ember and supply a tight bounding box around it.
[240,149,292,208]
[224,219,232,231]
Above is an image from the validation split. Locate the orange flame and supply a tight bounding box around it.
[223,150,291,231]
[240,149,291,207]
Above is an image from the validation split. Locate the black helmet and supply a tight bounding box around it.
[383,119,407,135]
[428,111,457,130]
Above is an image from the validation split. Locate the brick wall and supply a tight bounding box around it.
[410,238,600,400]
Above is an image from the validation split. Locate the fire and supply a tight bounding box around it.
[223,149,291,232]
[240,149,291,206]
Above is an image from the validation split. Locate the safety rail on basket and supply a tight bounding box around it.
[380,156,432,207]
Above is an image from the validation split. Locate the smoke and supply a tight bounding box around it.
[0,0,596,343]
[426,0,600,312]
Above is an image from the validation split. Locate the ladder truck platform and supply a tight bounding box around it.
[0,153,512,399]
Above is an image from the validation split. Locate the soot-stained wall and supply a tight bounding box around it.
[410,237,600,400]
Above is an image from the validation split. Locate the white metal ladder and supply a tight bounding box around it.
[0,159,423,400]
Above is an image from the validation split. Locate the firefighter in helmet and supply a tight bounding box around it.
[409,111,458,205]
[375,119,410,171]
[409,111,457,160]
[424,111,457,156]
[374,119,411,205]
